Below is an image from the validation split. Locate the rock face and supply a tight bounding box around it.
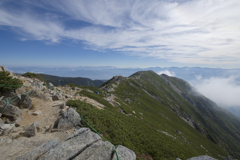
[19,94,32,109]
[1,91,20,106]
[0,100,22,119]
[74,140,113,160]
[15,117,22,127]
[24,121,39,137]
[112,145,136,160]
[187,155,217,160]
[52,95,60,101]
[15,138,61,160]
[15,128,136,160]
[39,128,101,160]
[57,108,82,130]
[0,123,15,136]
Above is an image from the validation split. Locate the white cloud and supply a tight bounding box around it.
[0,0,240,66]
[157,70,176,77]
[195,75,202,80]
[195,76,240,108]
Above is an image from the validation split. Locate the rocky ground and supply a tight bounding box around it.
[0,74,135,160]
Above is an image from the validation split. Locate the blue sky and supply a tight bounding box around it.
[0,0,240,68]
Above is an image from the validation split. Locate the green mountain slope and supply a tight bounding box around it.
[39,73,105,87]
[160,74,240,158]
[66,70,240,159]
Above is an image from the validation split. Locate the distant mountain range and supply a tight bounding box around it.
[9,66,240,118]
[8,66,240,81]
[38,74,105,87]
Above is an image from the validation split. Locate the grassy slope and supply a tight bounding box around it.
[164,75,240,157]
[67,71,232,159]
[39,74,104,87]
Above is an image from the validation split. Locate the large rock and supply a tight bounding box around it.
[112,145,136,160]
[24,121,39,137]
[15,117,23,127]
[187,155,217,160]
[19,94,32,109]
[57,108,82,130]
[0,123,15,136]
[1,91,20,106]
[39,128,101,160]
[52,95,60,101]
[15,138,61,160]
[0,100,22,119]
[74,140,113,160]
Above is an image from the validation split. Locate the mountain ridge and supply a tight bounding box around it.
[100,70,240,158]
[38,73,105,87]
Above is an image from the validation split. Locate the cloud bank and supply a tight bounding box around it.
[195,76,240,108]
[0,0,240,66]
[157,70,176,77]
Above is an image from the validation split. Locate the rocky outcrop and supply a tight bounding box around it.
[15,138,61,160]
[52,95,61,101]
[112,145,136,160]
[39,128,101,159]
[1,91,20,106]
[0,123,15,136]
[15,128,136,160]
[73,140,113,160]
[0,100,22,119]
[57,108,82,130]
[19,94,32,109]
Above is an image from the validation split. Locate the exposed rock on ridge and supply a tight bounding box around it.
[16,128,136,160]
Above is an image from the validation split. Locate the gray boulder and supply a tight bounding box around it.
[39,128,101,160]
[1,91,20,106]
[74,140,113,160]
[0,100,22,119]
[24,121,39,137]
[52,95,60,101]
[57,108,82,130]
[187,155,217,160]
[33,110,41,116]
[29,90,38,98]
[15,138,61,160]
[52,93,63,101]
[112,145,136,160]
[0,123,15,136]
[15,117,22,127]
[19,94,32,109]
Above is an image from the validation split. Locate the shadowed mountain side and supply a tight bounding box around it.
[39,74,105,87]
